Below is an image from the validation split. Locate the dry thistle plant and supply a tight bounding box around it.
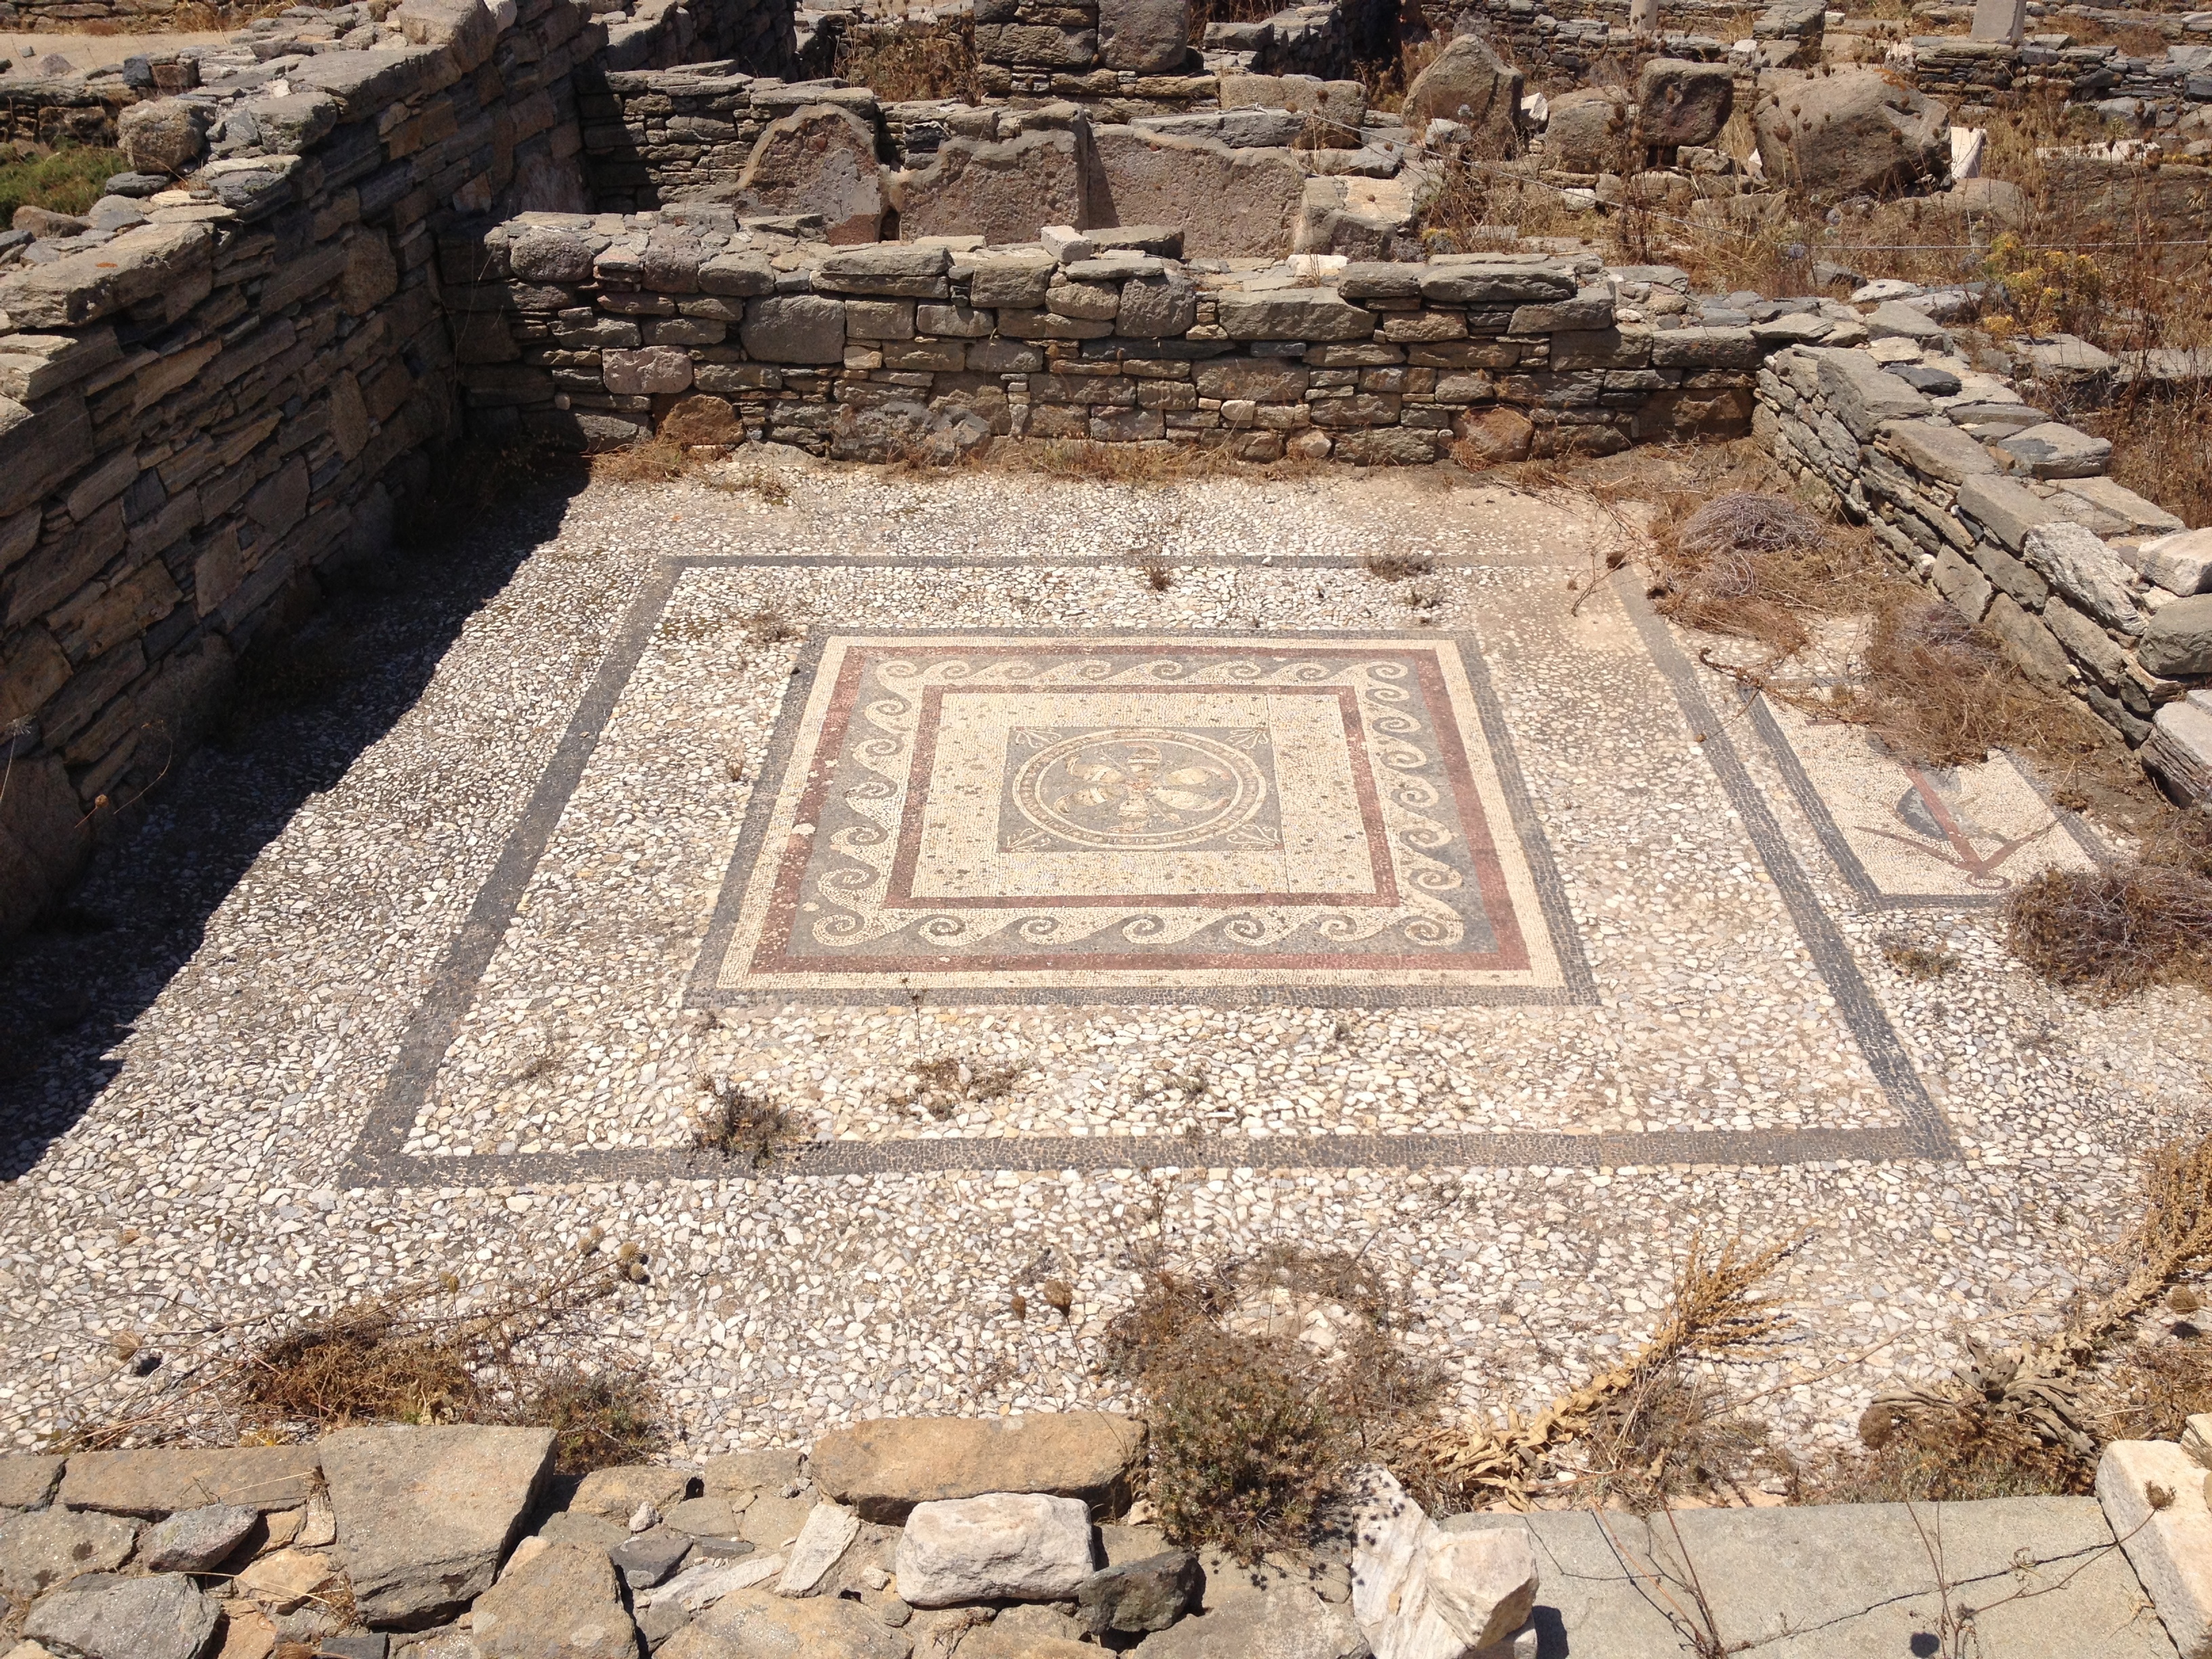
[1102,1248,1441,1560]
[1404,1231,1801,1511]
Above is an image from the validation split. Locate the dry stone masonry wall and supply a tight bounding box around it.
[441,222,1763,464]
[1754,308,2212,806]
[0,0,616,932]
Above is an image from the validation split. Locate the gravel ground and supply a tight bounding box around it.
[1,449,2207,1471]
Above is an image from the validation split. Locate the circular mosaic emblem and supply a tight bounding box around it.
[1012,729,1267,850]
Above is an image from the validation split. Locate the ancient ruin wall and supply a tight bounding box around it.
[0,0,614,930]
[442,226,1757,465]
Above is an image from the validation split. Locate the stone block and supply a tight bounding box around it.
[1969,539,2048,609]
[761,1499,855,1598]
[140,1504,258,1574]
[322,1425,555,1629]
[24,1573,218,1659]
[1813,348,1929,440]
[1932,546,1992,620]
[2057,476,2181,536]
[1878,418,1996,485]
[58,1446,321,1518]
[2023,520,2140,633]
[1119,270,1198,338]
[394,0,497,70]
[1509,288,1614,334]
[1637,58,1734,150]
[657,1588,912,1659]
[965,250,1058,310]
[1079,1549,1204,1634]
[815,245,954,299]
[570,1465,693,1524]
[0,1509,138,1599]
[1404,33,1521,149]
[811,1414,1144,1524]
[1089,128,1305,260]
[895,1493,1092,1607]
[2099,1439,2212,1659]
[2140,527,2212,596]
[1417,263,1574,307]
[1997,420,2113,480]
[1984,592,2075,686]
[1099,0,1189,73]
[2141,594,2212,679]
[1956,472,2066,550]
[0,1454,62,1510]
[2044,598,2126,686]
[2146,697,2212,806]
[1215,289,1376,341]
[893,131,1088,251]
[1648,326,1761,369]
[472,1542,640,1659]
[734,105,885,245]
[741,295,848,364]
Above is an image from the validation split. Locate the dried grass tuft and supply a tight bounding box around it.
[693,1076,798,1168]
[832,18,980,102]
[1406,1231,1799,1510]
[2005,860,2212,1004]
[1650,491,1844,659]
[590,435,691,485]
[1104,1248,1441,1559]
[1829,1134,2212,1500]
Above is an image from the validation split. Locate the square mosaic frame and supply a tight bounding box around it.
[691,632,1593,1006]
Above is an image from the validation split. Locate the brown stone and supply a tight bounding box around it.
[661,394,743,446]
[811,1413,1146,1524]
[735,105,886,245]
[1087,127,1304,259]
[1452,405,1534,465]
[892,130,1088,250]
[1403,33,1521,147]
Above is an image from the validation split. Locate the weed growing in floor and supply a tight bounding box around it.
[1406,1231,1800,1509]
[503,1364,664,1474]
[741,608,799,647]
[1647,490,1877,663]
[1364,552,1435,581]
[1138,558,1175,592]
[1824,1133,2212,1499]
[1574,1366,1778,1514]
[1103,1248,1441,1559]
[901,1057,1025,1122]
[2004,813,2212,1003]
[694,1076,798,1168]
[1880,939,1959,980]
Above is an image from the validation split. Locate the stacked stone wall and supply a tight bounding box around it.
[1434,0,1735,87]
[443,222,1758,468]
[1755,342,2212,791]
[0,0,613,931]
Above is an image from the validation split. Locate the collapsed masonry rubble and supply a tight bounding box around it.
[0,1416,1549,1658]
[5,1412,2212,1656]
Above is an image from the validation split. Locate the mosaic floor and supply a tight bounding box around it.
[5,457,2207,1458]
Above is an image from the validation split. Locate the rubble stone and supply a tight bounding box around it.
[894,1493,1093,1606]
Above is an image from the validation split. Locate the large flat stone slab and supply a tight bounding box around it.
[1444,1497,2173,1657]
[811,1413,1146,1523]
[57,1446,321,1517]
[322,1425,554,1629]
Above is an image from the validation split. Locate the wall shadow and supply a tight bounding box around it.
[0,452,595,1183]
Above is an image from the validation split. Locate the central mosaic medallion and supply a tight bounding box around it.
[696,633,1584,1004]
[1005,727,1275,852]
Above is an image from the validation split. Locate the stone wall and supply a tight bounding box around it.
[1432,0,1736,87]
[1908,34,2212,104]
[1755,337,2212,792]
[443,221,1760,468]
[0,0,615,933]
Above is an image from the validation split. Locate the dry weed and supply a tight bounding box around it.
[1103,1248,1441,1559]
[1363,552,1435,581]
[1406,1231,1800,1510]
[1841,1134,2212,1496]
[209,1258,659,1467]
[1570,1367,1777,1513]
[832,18,979,102]
[2005,860,2212,1003]
[1648,491,1867,660]
[590,435,691,485]
[693,1076,798,1168]
[703,465,793,506]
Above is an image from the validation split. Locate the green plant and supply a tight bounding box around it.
[0,144,125,224]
